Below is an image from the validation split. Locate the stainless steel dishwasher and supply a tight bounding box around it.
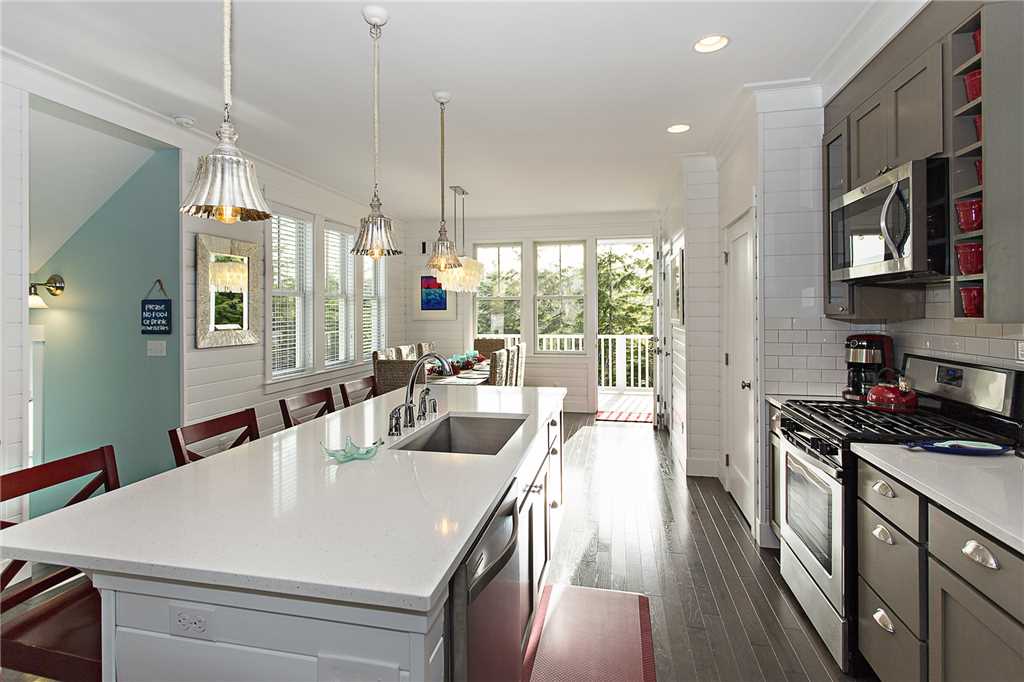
[448,481,522,682]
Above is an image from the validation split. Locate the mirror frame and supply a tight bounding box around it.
[195,233,262,348]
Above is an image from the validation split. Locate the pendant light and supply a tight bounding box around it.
[352,5,402,261]
[180,0,271,224]
[426,91,462,272]
[436,186,483,292]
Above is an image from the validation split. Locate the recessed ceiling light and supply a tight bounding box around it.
[694,34,729,53]
[667,124,691,134]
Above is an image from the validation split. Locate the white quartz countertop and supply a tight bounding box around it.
[852,443,1024,554]
[0,386,566,612]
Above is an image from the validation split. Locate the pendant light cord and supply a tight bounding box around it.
[370,23,382,198]
[451,187,458,248]
[439,102,446,226]
[223,0,232,122]
[461,193,467,253]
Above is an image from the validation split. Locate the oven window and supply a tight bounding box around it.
[786,453,833,571]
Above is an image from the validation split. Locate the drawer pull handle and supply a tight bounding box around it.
[871,524,894,545]
[872,608,895,634]
[871,480,896,498]
[962,539,1000,570]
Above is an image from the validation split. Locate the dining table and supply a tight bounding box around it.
[427,360,490,386]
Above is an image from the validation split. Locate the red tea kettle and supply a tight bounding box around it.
[867,368,918,414]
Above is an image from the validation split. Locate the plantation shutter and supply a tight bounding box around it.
[362,257,386,357]
[324,222,354,365]
[271,212,313,375]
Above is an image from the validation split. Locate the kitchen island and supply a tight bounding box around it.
[0,385,566,682]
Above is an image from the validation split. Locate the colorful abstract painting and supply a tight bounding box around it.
[420,275,448,311]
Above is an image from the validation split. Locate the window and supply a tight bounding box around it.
[535,241,585,352]
[323,221,355,366]
[475,244,522,340]
[362,257,386,358]
[271,212,313,375]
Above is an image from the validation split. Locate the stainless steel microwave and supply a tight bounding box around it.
[828,158,948,282]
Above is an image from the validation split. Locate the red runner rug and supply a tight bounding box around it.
[595,411,652,423]
[522,585,656,682]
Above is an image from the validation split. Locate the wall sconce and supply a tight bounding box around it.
[28,274,66,309]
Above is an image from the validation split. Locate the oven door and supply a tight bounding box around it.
[780,429,844,615]
[829,160,924,282]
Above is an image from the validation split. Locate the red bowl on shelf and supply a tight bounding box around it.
[955,198,983,232]
[955,242,984,275]
[960,284,984,318]
[964,70,982,101]
[975,159,983,185]
[974,115,983,142]
[972,28,982,54]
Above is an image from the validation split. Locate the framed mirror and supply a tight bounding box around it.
[196,234,261,348]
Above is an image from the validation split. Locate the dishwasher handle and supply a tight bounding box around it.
[468,496,520,601]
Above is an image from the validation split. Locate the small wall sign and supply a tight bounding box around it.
[141,279,172,335]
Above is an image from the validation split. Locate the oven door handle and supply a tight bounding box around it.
[783,432,843,481]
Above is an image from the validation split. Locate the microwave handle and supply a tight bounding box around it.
[879,182,901,258]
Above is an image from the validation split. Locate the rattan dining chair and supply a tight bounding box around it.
[474,337,506,358]
[488,349,509,386]
[515,343,527,386]
[506,345,520,386]
[374,359,426,394]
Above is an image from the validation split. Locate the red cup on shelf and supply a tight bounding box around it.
[973,115,983,141]
[955,242,984,275]
[964,70,982,101]
[972,28,982,54]
[975,159,983,185]
[960,284,984,318]
[955,198,983,231]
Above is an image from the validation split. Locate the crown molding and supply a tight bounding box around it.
[812,0,929,102]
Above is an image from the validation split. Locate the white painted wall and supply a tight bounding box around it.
[1,83,30,524]
[401,211,658,413]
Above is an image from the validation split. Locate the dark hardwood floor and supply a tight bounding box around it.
[550,414,869,682]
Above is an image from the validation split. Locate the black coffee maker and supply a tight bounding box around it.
[843,334,895,402]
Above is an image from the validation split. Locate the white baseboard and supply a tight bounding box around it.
[684,458,719,477]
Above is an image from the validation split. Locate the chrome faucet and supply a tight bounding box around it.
[388,352,454,437]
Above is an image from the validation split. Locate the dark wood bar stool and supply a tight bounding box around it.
[1,444,121,682]
[340,376,377,408]
[168,407,261,467]
[279,387,336,428]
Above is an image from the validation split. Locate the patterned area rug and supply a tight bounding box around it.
[595,411,652,423]
[523,585,656,682]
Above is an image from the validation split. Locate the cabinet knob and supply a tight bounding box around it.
[870,480,896,498]
[549,419,558,427]
[961,539,1000,570]
[871,524,894,545]
[872,608,895,634]
[550,447,558,456]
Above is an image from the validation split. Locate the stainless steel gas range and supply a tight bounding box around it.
[778,354,1024,672]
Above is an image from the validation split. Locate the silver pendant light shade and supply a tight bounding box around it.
[352,5,402,261]
[436,186,483,292]
[426,91,463,272]
[180,0,271,224]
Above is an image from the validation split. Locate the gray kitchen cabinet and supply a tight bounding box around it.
[850,43,944,189]
[928,557,1024,682]
[849,90,891,188]
[890,44,944,168]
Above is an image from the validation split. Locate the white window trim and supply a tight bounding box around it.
[265,204,368,386]
[474,242,523,339]
[533,240,588,355]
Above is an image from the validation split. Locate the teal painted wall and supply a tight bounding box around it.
[29,149,181,516]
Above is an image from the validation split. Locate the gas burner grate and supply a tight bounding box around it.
[786,400,1002,444]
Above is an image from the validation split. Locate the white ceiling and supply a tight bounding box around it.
[2,1,871,219]
[29,100,163,272]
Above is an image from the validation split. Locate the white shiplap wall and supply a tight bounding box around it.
[400,212,657,413]
[1,84,30,524]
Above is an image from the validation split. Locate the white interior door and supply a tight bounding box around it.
[724,212,756,529]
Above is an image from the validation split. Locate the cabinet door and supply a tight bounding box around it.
[822,120,854,318]
[517,492,535,649]
[890,43,943,167]
[849,91,891,188]
[530,464,550,595]
[928,557,1024,682]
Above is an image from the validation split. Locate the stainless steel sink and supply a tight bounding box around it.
[393,414,527,455]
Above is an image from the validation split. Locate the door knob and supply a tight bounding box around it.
[740,380,752,390]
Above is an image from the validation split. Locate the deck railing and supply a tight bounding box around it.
[476,333,654,390]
